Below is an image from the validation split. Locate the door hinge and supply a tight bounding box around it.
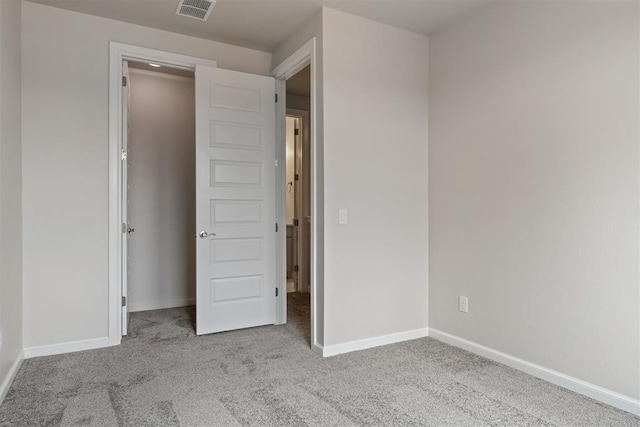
[121,149,127,161]
[294,128,299,136]
[293,218,299,226]
[294,265,299,272]
[122,296,127,307]
[275,223,279,232]
[294,174,299,181]
[275,93,278,103]
[275,288,279,297]
[122,76,127,87]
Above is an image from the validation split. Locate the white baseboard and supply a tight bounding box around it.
[0,350,24,405]
[322,327,429,357]
[428,328,640,417]
[24,337,111,359]
[129,298,195,313]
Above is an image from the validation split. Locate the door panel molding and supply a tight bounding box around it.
[195,65,276,335]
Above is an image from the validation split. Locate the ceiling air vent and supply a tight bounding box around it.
[176,0,216,21]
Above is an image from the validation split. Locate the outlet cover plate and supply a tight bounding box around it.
[459,296,468,313]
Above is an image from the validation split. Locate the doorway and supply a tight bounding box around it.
[124,61,196,328]
[271,37,320,353]
[283,65,312,342]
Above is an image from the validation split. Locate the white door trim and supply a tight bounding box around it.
[108,42,217,346]
[271,38,320,353]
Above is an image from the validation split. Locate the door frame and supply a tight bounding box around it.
[271,38,321,354]
[107,42,217,345]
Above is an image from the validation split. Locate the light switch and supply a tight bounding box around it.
[339,209,348,225]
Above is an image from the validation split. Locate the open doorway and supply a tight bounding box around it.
[124,60,196,334]
[284,66,311,342]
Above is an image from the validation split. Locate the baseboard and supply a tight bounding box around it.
[322,327,429,357]
[129,298,194,313]
[0,350,24,405]
[24,337,111,359]
[428,328,640,417]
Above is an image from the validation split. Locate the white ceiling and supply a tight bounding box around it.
[28,0,495,52]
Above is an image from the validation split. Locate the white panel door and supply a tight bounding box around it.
[195,65,276,335]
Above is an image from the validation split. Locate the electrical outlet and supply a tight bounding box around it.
[458,296,468,313]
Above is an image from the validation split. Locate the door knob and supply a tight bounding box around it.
[127,226,135,234]
[198,231,216,239]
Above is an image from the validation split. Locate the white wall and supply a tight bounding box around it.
[21,1,272,349]
[429,1,639,399]
[0,0,23,399]
[127,69,195,312]
[321,9,429,346]
[274,8,430,350]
